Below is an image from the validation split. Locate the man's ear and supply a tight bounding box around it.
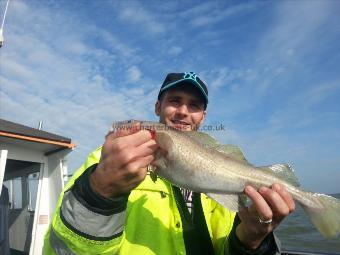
[155,100,161,116]
[199,110,207,125]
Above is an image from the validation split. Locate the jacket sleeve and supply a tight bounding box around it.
[43,147,128,255]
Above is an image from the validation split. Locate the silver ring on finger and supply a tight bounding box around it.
[259,217,273,224]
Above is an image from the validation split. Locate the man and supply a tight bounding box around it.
[44,72,295,254]
[0,185,10,255]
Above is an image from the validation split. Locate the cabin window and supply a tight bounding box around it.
[3,177,22,209]
[28,172,39,211]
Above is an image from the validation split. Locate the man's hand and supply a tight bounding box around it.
[90,122,158,198]
[236,183,295,249]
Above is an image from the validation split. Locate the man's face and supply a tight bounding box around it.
[155,85,206,131]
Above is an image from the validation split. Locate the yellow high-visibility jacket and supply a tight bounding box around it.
[43,146,243,255]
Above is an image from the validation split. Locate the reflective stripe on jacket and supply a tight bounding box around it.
[43,146,236,255]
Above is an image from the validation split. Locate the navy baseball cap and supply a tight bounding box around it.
[157,72,208,109]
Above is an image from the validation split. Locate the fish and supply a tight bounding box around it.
[111,120,340,239]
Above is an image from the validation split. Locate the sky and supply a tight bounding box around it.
[0,0,339,194]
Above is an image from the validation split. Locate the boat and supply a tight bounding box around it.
[0,118,75,255]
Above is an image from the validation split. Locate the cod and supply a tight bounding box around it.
[113,120,340,239]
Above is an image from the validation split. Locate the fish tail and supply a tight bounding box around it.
[300,193,340,238]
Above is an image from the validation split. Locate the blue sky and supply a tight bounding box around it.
[0,0,339,194]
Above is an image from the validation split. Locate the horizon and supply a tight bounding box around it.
[0,0,339,194]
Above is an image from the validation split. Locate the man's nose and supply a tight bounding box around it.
[176,104,189,115]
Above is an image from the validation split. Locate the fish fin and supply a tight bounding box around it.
[258,163,300,187]
[214,145,249,164]
[301,193,340,238]
[185,132,249,163]
[206,193,246,212]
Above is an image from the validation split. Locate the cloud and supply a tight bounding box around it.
[116,1,165,35]
[97,29,138,59]
[0,1,158,171]
[190,2,258,27]
[168,46,182,56]
[252,0,338,93]
[1,1,339,194]
[179,2,217,18]
[202,67,257,90]
[126,66,142,83]
[199,1,340,193]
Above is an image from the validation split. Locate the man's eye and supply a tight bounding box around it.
[190,103,200,109]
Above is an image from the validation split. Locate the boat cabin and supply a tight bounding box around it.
[0,118,74,255]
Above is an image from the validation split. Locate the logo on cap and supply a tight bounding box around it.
[183,72,198,82]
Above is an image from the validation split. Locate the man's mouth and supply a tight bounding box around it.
[171,120,190,126]
[171,120,192,130]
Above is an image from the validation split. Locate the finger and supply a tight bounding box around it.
[135,139,159,157]
[122,140,159,163]
[128,166,149,187]
[124,155,155,180]
[133,154,156,169]
[258,186,290,217]
[110,130,153,153]
[245,186,273,221]
[272,183,295,212]
[118,130,154,148]
[107,122,141,139]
